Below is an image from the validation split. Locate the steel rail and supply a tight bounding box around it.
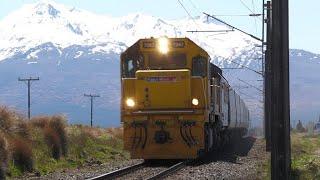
[86,162,146,180]
[146,161,189,180]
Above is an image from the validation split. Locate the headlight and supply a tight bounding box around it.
[126,98,135,107]
[158,37,169,54]
[192,98,199,106]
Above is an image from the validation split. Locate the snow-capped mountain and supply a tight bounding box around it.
[0,0,319,127]
[0,0,260,63]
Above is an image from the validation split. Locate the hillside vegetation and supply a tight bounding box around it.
[0,106,128,179]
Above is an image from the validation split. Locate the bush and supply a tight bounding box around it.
[0,133,9,179]
[44,126,61,160]
[30,116,49,128]
[0,107,16,133]
[49,116,67,156]
[38,115,68,159]
[10,138,33,172]
[0,107,28,137]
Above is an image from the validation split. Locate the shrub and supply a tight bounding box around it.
[49,116,67,156]
[30,116,49,128]
[0,133,9,179]
[39,115,68,159]
[10,138,33,172]
[44,126,61,160]
[15,121,30,139]
[109,127,123,140]
[0,107,29,137]
[0,107,15,133]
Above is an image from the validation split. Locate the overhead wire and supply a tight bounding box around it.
[187,0,201,14]
[238,78,263,92]
[176,0,201,30]
[212,14,260,17]
[239,0,261,20]
[251,0,259,36]
[178,0,264,103]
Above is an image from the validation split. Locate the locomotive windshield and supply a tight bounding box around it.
[148,53,187,69]
[122,54,144,78]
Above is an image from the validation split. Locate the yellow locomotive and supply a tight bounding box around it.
[121,37,249,159]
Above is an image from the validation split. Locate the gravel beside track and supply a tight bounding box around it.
[167,137,268,180]
[16,137,268,180]
[15,159,143,180]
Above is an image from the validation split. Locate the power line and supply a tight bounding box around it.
[84,93,100,127]
[187,30,234,33]
[239,0,262,21]
[237,90,263,103]
[186,0,201,14]
[221,67,244,70]
[18,77,40,120]
[177,0,200,29]
[205,43,262,75]
[226,58,263,75]
[212,14,262,17]
[203,12,263,42]
[238,78,263,92]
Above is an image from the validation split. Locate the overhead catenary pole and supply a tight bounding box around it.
[264,1,272,152]
[261,0,266,148]
[84,94,100,127]
[18,77,40,120]
[270,0,291,178]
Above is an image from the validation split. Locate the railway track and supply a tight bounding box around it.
[87,160,191,180]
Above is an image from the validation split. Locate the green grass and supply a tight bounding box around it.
[259,133,320,179]
[291,133,320,179]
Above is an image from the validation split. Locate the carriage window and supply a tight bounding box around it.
[192,56,207,77]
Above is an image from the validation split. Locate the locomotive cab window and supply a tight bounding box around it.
[192,56,207,77]
[148,53,187,69]
[122,54,144,78]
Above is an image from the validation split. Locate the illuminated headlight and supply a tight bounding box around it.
[126,98,135,107]
[158,37,169,54]
[192,98,199,106]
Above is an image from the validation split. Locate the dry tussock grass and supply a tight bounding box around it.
[78,126,123,140]
[49,116,67,156]
[44,126,61,159]
[10,138,33,172]
[30,116,49,128]
[0,107,15,132]
[106,127,123,140]
[81,126,105,138]
[0,132,9,179]
[0,107,26,135]
[32,115,68,159]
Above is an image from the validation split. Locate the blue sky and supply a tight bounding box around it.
[0,0,319,54]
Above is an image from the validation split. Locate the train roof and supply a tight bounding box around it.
[210,63,222,77]
[122,37,209,57]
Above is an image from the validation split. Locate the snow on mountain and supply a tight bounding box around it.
[0,0,260,63]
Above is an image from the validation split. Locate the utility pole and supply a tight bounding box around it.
[270,0,291,178]
[264,0,272,152]
[18,77,40,120]
[84,94,100,127]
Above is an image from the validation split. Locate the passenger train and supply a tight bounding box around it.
[121,37,249,159]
